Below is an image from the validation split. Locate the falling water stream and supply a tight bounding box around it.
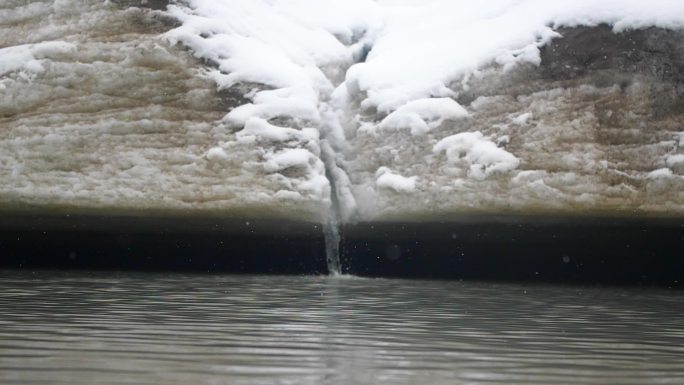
[323,213,342,275]
[320,138,343,275]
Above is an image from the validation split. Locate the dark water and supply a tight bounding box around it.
[0,271,683,385]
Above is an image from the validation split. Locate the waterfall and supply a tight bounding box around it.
[320,137,343,276]
[322,209,342,276]
[319,99,354,276]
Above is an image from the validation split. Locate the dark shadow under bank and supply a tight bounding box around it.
[341,217,683,287]
[0,212,682,286]
[0,213,328,275]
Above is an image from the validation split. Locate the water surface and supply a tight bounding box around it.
[0,270,683,384]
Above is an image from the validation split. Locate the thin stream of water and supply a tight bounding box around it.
[323,214,342,275]
[319,117,346,276]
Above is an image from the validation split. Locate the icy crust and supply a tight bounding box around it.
[0,0,329,221]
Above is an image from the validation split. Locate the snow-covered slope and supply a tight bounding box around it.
[1,0,684,221]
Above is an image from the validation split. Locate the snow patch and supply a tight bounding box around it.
[379,98,469,136]
[647,168,674,179]
[665,154,684,167]
[433,131,520,180]
[264,148,316,173]
[375,167,417,193]
[511,112,532,125]
[0,41,76,77]
[206,146,229,162]
[237,117,318,144]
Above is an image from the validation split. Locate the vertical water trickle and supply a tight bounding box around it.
[323,206,342,276]
[321,138,343,276]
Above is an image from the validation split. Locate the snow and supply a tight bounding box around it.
[264,148,316,173]
[511,113,532,126]
[665,154,684,167]
[379,98,469,136]
[0,41,75,77]
[647,168,674,179]
[375,167,417,193]
[344,0,684,113]
[164,0,383,129]
[165,0,683,127]
[206,146,229,162]
[433,132,520,180]
[0,0,334,221]
[236,118,318,144]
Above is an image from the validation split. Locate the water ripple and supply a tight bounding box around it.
[0,271,683,384]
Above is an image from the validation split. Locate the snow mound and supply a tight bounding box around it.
[0,42,75,77]
[236,118,318,144]
[433,132,519,180]
[375,167,417,193]
[379,98,469,136]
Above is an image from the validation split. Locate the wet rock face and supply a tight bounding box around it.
[540,25,684,84]
[110,0,171,11]
[539,25,684,122]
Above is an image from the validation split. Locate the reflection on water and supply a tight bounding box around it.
[0,270,683,385]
